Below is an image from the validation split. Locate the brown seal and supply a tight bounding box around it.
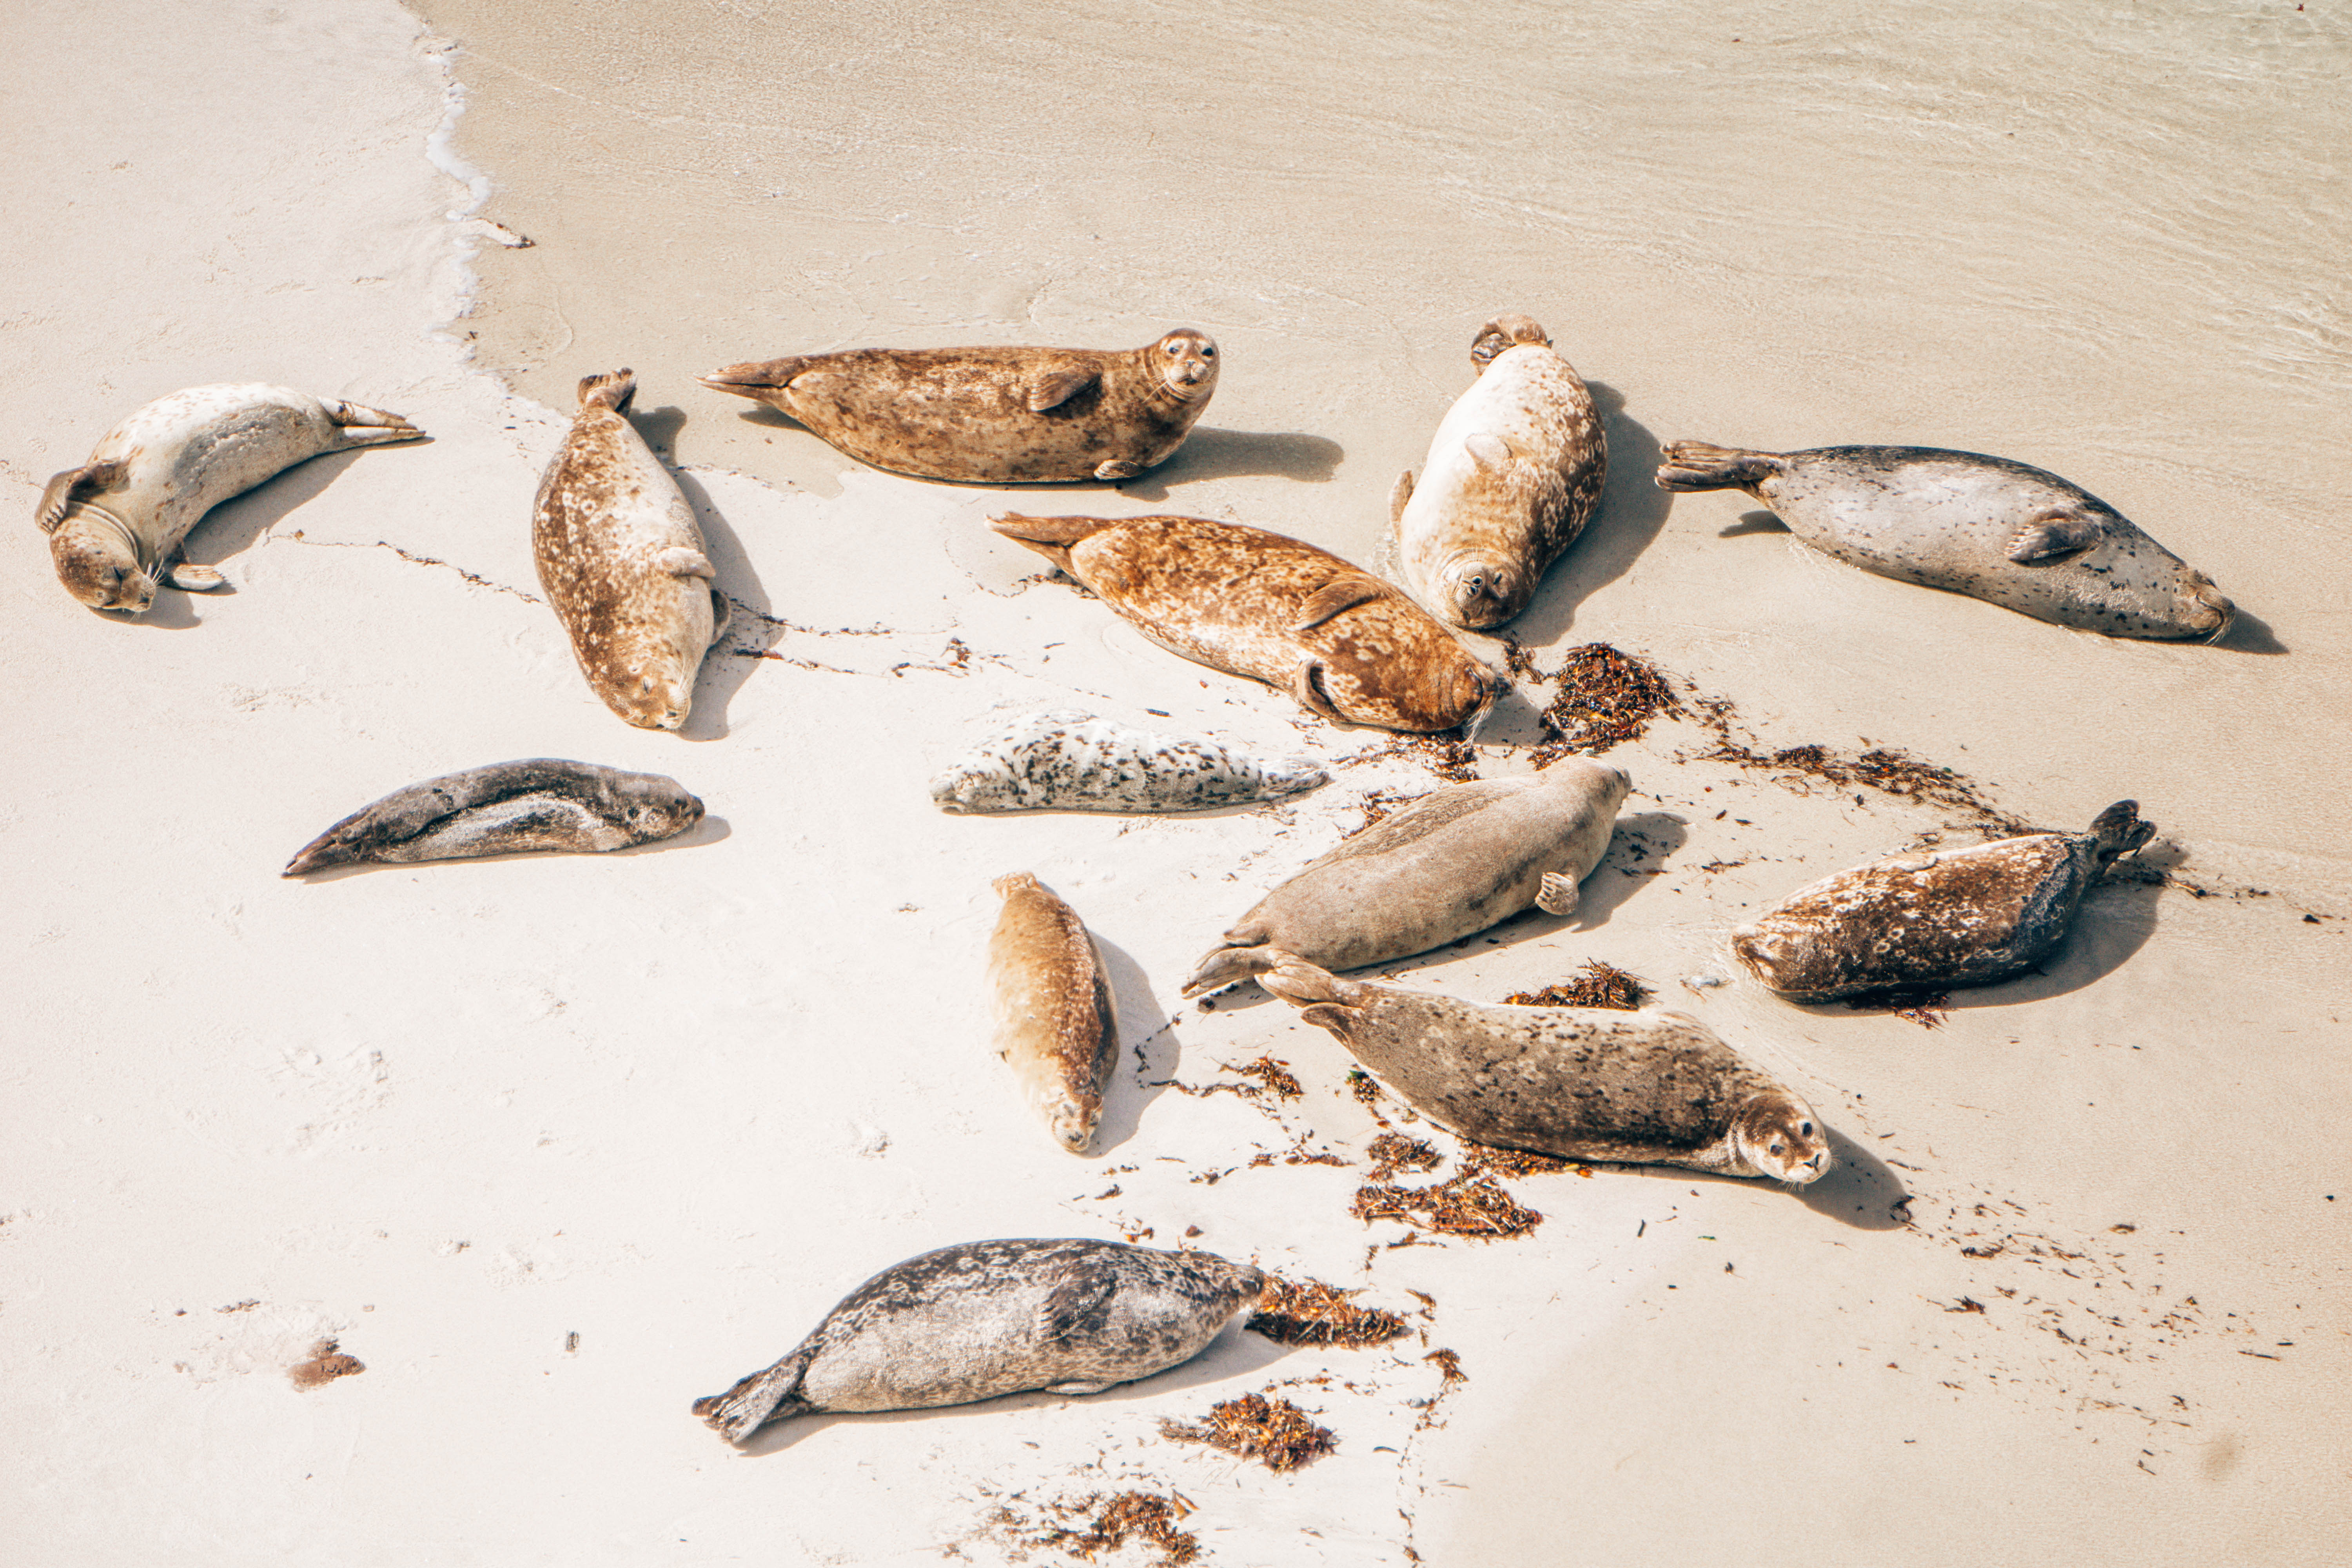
[697,329,1219,483]
[989,873,1120,1153]
[991,512,1505,733]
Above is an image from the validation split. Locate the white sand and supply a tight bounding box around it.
[4,2,2346,1564]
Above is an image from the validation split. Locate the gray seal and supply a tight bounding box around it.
[931,710,1328,814]
[283,759,704,875]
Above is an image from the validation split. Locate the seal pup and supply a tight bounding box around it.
[1655,443,2232,640]
[533,370,730,730]
[932,710,1328,814]
[38,383,424,613]
[1730,800,2156,1000]
[991,513,1506,733]
[283,759,704,875]
[698,329,1219,483]
[1181,759,1632,996]
[691,1238,1265,1443]
[1390,314,1607,629]
[989,873,1120,1153]
[1261,959,1831,1182]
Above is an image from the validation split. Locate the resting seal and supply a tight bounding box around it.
[931,710,1328,814]
[1655,442,2232,640]
[1261,960,1831,1182]
[1730,800,2155,1000]
[989,873,1120,1153]
[698,329,1218,483]
[38,383,424,613]
[992,512,1505,734]
[533,370,731,730]
[283,759,703,875]
[691,1238,1265,1443]
[1182,760,1630,996]
[1390,314,1607,629]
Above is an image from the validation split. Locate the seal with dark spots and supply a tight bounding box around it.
[931,709,1328,814]
[991,512,1506,734]
[533,370,730,731]
[690,1238,1265,1444]
[698,329,1219,483]
[1181,760,1630,996]
[1261,959,1832,1183]
[283,759,704,875]
[1730,801,2155,1000]
[989,873,1119,1154]
[39,383,424,613]
[1655,443,2232,640]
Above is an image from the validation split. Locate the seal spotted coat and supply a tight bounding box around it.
[989,873,1120,1154]
[283,759,703,875]
[931,710,1328,814]
[691,1238,1265,1443]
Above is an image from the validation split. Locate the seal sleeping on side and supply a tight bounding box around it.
[931,710,1328,814]
[989,873,1120,1154]
[283,759,703,875]
[691,1238,1265,1444]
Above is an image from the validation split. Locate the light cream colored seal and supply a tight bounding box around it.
[989,873,1119,1153]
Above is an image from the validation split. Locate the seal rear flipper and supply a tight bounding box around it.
[577,370,636,413]
[1472,314,1551,368]
[36,459,129,533]
[1389,469,1415,526]
[697,357,816,397]
[2087,799,2154,866]
[1181,942,1281,998]
[1654,442,1784,492]
[1293,575,1387,632]
[326,400,427,445]
[2004,508,2105,564]
[1535,871,1580,916]
[692,1344,818,1445]
[166,561,226,591]
[1257,958,1363,1009]
[1027,368,1099,414]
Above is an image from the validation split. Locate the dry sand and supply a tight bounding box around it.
[4,1,2347,1564]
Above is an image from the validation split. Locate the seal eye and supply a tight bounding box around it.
[1165,342,1181,355]
[1799,1121,1813,1136]
[1200,345,1215,358]
[1768,1141,1785,1156]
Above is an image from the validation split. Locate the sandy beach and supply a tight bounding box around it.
[4,2,2347,1563]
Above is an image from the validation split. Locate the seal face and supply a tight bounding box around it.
[1655,443,2233,640]
[283,759,704,875]
[38,383,425,613]
[989,873,1120,1153]
[1391,314,1607,629]
[931,709,1329,814]
[1261,960,1831,1182]
[1730,801,2155,1000]
[532,370,731,731]
[991,513,1506,734]
[1181,760,1632,996]
[698,329,1219,483]
[690,1238,1265,1443]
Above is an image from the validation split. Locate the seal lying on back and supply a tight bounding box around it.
[1261,959,1831,1182]
[1655,443,2232,640]
[283,759,703,875]
[1391,314,1607,629]
[989,874,1120,1153]
[1181,760,1631,996]
[533,370,730,731]
[39,383,424,613]
[1731,801,2155,1000]
[698,329,1219,483]
[691,1238,1265,1443]
[992,513,1506,734]
[931,710,1328,814]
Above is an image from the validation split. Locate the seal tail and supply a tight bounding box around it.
[1654,442,1785,492]
[2087,800,2154,866]
[691,1345,816,1445]
[578,370,637,413]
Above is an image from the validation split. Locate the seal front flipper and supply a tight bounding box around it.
[1535,870,1580,916]
[1027,368,1100,414]
[1041,1258,1120,1348]
[36,459,129,532]
[1465,432,1512,471]
[692,1342,818,1444]
[655,547,717,581]
[2004,508,2105,564]
[166,561,226,591]
[1292,575,1387,631]
[1390,469,1415,526]
[1654,442,1786,493]
[1093,459,1144,481]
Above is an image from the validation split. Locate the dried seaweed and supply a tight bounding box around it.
[1232,1056,1301,1099]
[1249,1274,1410,1348]
[1843,989,1954,1029]
[1020,1491,1201,1565]
[1367,1132,1443,1180]
[1424,1348,1466,1385]
[1689,696,2028,833]
[1528,643,1686,759]
[1505,959,1650,1011]
[1460,1144,1581,1179]
[1162,1392,1336,1471]
[289,1338,365,1390]
[1351,1172,1543,1239]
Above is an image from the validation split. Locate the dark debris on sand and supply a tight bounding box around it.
[1352,1172,1543,1240]
[1690,695,2030,834]
[1528,643,1687,761]
[1162,1392,1336,1472]
[1847,989,1953,1029]
[1249,1274,1410,1348]
[1367,1132,1443,1181]
[1018,1491,1201,1565]
[1505,959,1650,1011]
[1460,1143,1583,1180]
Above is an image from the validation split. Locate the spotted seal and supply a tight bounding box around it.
[989,873,1120,1153]
[691,1238,1265,1443]
[38,383,424,613]
[991,513,1505,733]
[1261,959,1831,1182]
[932,710,1328,814]
[1655,443,2232,640]
[283,759,704,875]
[1181,759,1631,996]
[1730,800,2155,1000]
[698,329,1218,483]
[1390,314,1606,629]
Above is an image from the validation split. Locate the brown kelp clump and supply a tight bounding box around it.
[1248,1274,1410,1348]
[1162,1392,1336,1471]
[1352,1171,1543,1239]
[1505,959,1650,1010]
[1531,643,1686,758]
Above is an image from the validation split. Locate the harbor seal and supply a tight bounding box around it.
[697,329,1219,483]
[989,873,1120,1154]
[283,759,704,875]
[1181,759,1631,996]
[1655,442,2232,640]
[931,710,1328,813]
[533,370,730,730]
[991,513,1506,734]
[691,1238,1265,1443]
[1390,314,1607,629]
[38,383,424,613]
[1261,959,1831,1182]
[1730,800,2156,1000]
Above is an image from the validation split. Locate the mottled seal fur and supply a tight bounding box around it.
[283,759,703,875]
[932,710,1328,813]
[698,329,1218,483]
[691,1238,1265,1443]
[1181,760,1631,996]
[533,370,730,730]
[1390,314,1607,629]
[989,874,1120,1153]
[1656,443,2232,640]
[1261,960,1831,1182]
[38,383,424,613]
[1730,801,2155,1000]
[992,513,1506,734]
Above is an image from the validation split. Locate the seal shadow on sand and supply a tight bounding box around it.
[1092,932,1185,1154]
[1490,382,1671,648]
[649,407,777,741]
[282,815,733,882]
[1597,1125,1911,1232]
